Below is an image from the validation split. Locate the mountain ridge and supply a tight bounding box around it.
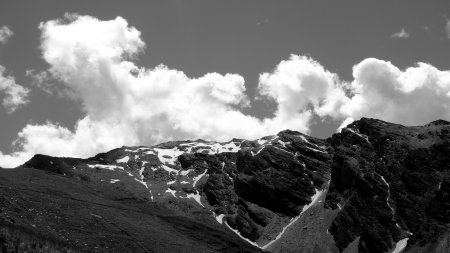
[0,117,449,252]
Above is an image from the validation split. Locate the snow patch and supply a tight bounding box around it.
[391,238,408,253]
[139,166,145,179]
[225,222,262,249]
[218,141,241,153]
[252,136,278,156]
[252,146,265,156]
[196,141,241,154]
[380,175,396,221]
[165,188,177,198]
[346,128,370,144]
[145,150,156,155]
[271,145,293,155]
[116,156,130,163]
[182,191,204,207]
[134,178,148,188]
[149,190,154,201]
[154,140,243,156]
[277,139,291,148]
[88,164,123,171]
[193,169,208,187]
[299,135,310,143]
[154,148,184,165]
[304,146,327,154]
[215,213,225,224]
[179,169,192,176]
[161,165,178,174]
[257,139,268,145]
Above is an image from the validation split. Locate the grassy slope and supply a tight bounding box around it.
[0,167,262,253]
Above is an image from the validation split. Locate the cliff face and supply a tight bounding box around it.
[325,119,450,253]
[0,118,449,252]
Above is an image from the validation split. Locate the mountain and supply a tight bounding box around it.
[0,118,449,253]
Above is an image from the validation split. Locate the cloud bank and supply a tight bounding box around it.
[1,15,328,167]
[1,14,450,167]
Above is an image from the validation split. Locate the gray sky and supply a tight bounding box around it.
[1,0,450,162]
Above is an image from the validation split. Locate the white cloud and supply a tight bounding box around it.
[338,58,450,129]
[1,14,450,168]
[257,55,349,130]
[0,151,31,169]
[391,28,410,39]
[1,14,324,167]
[0,25,13,44]
[0,26,29,114]
[0,65,30,113]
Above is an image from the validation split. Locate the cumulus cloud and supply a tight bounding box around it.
[258,55,349,131]
[1,14,450,168]
[1,14,329,167]
[0,25,13,44]
[391,28,410,39]
[0,65,30,113]
[338,58,450,129]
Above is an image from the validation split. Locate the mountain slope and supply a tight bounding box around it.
[325,119,450,253]
[0,118,449,252]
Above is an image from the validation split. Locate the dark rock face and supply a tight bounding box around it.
[325,118,450,253]
[1,118,449,253]
[216,132,332,244]
[173,131,333,246]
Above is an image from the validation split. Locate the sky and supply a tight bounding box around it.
[1,0,450,167]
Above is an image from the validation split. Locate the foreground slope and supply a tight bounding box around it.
[0,118,449,252]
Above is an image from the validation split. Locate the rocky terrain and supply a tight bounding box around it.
[0,118,449,252]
